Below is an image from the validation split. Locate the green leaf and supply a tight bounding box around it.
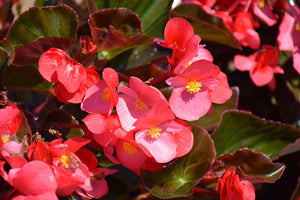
[171,4,241,49]
[140,125,216,198]
[189,87,239,131]
[212,110,300,159]
[7,5,78,48]
[216,148,285,183]
[94,0,173,38]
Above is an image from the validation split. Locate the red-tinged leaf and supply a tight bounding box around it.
[171,3,241,49]
[11,37,74,66]
[15,111,32,141]
[215,148,285,183]
[89,7,146,51]
[4,65,52,91]
[41,108,73,136]
[189,87,239,131]
[0,47,8,88]
[290,177,300,200]
[212,110,300,160]
[6,5,78,48]
[140,125,216,198]
[0,0,13,39]
[94,0,173,38]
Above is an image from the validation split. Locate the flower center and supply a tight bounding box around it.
[1,135,9,143]
[102,87,111,101]
[186,81,202,94]
[148,127,161,139]
[185,61,192,68]
[136,99,147,110]
[295,22,300,32]
[123,141,138,154]
[258,0,265,7]
[60,155,70,168]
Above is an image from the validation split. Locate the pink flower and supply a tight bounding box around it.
[252,0,279,26]
[0,160,58,200]
[166,60,232,121]
[232,12,260,50]
[277,5,300,74]
[234,45,284,89]
[82,113,122,146]
[154,17,213,74]
[38,48,100,103]
[133,103,194,163]
[217,167,255,200]
[116,76,168,131]
[81,68,119,115]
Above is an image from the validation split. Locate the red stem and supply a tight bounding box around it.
[147,73,171,86]
[33,98,57,116]
[1,188,17,200]
[50,123,87,129]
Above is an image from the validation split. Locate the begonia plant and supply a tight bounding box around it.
[0,0,299,200]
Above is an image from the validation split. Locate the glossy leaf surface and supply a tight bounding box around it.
[212,110,300,159]
[140,125,216,198]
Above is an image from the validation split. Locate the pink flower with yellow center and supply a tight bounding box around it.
[81,67,119,115]
[166,60,232,121]
[116,76,168,131]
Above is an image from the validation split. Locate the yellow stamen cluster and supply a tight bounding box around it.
[185,61,192,68]
[295,22,300,32]
[186,81,202,94]
[102,87,111,101]
[1,135,9,143]
[136,99,147,110]
[60,155,70,168]
[148,127,162,139]
[123,141,138,154]
[258,0,265,8]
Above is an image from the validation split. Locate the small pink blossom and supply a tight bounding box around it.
[234,45,284,89]
[81,67,119,115]
[116,76,168,131]
[166,60,232,121]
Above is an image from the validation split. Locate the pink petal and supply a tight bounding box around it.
[56,60,86,93]
[277,12,295,51]
[64,137,90,153]
[11,161,57,195]
[234,55,256,71]
[253,4,278,26]
[208,72,232,104]
[103,67,119,89]
[0,105,22,134]
[115,139,147,171]
[164,17,195,49]
[129,77,168,107]
[169,87,211,121]
[250,65,274,86]
[2,141,23,155]
[135,129,177,163]
[293,46,300,74]
[38,48,64,82]
[245,29,260,50]
[116,94,150,131]
[81,80,115,114]
[133,103,174,130]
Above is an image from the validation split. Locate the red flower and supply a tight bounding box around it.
[79,35,97,54]
[234,45,284,89]
[38,48,100,103]
[217,167,255,200]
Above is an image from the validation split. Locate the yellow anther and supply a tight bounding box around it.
[123,142,138,154]
[136,99,147,110]
[258,0,265,8]
[148,127,161,139]
[185,61,192,68]
[60,155,70,168]
[1,135,9,143]
[295,22,300,32]
[102,87,111,101]
[186,81,202,94]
